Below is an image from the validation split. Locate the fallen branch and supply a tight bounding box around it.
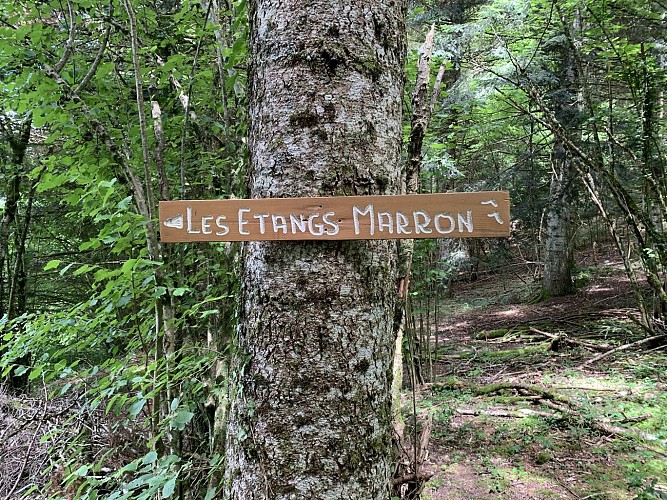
[456,407,557,419]
[426,380,573,405]
[555,386,618,392]
[427,380,666,448]
[580,334,667,367]
[529,327,610,352]
[495,308,637,330]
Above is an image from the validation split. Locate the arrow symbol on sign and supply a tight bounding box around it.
[163,214,184,229]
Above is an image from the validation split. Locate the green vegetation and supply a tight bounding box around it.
[407,262,667,499]
[1,0,666,497]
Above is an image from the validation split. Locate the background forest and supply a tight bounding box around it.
[0,0,665,498]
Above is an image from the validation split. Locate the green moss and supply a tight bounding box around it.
[478,345,548,361]
[310,127,328,140]
[352,54,383,81]
[288,109,319,128]
[475,328,510,340]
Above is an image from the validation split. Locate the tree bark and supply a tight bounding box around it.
[542,23,580,297]
[224,0,406,498]
[542,140,575,296]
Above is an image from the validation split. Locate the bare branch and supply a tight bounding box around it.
[122,0,154,222]
[74,22,112,96]
[53,0,76,74]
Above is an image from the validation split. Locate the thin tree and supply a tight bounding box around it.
[541,16,580,298]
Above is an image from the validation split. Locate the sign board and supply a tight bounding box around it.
[159,191,510,242]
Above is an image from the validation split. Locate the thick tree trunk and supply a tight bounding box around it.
[224,0,406,498]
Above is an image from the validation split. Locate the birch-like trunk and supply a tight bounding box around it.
[543,141,574,296]
[224,0,406,498]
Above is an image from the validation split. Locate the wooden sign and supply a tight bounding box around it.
[159,191,510,242]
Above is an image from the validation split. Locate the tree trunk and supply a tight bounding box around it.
[542,140,575,296]
[542,23,580,297]
[0,117,31,391]
[224,0,406,498]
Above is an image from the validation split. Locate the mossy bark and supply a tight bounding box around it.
[224,0,406,498]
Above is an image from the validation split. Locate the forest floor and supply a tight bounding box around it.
[407,247,667,499]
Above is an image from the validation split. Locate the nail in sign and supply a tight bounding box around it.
[158,191,510,242]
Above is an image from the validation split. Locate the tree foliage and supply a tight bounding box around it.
[1,0,247,496]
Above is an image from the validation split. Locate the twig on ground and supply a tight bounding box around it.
[529,327,611,352]
[579,334,667,367]
[456,407,557,418]
[555,386,619,392]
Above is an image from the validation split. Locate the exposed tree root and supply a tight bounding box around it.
[392,412,433,500]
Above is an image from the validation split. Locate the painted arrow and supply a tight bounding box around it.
[163,214,184,229]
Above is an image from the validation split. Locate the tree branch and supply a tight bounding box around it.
[53,0,76,74]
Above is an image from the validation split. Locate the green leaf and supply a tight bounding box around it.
[44,259,61,271]
[172,287,188,297]
[120,259,137,273]
[119,459,140,473]
[116,295,132,307]
[14,365,29,377]
[73,264,94,276]
[28,365,43,381]
[200,309,219,318]
[74,465,89,477]
[172,410,194,430]
[80,239,101,251]
[32,108,47,127]
[59,263,74,276]
[162,478,176,498]
[204,488,217,500]
[142,451,158,464]
[128,398,146,418]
